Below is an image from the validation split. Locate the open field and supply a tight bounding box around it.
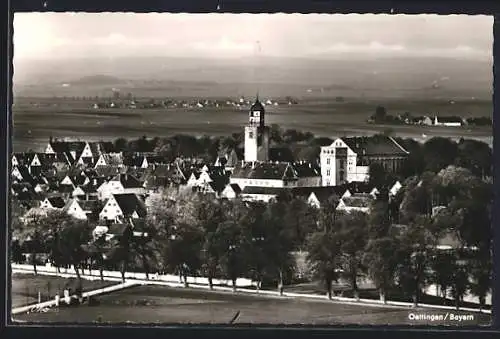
[12,98,492,152]
[11,273,115,308]
[12,284,491,326]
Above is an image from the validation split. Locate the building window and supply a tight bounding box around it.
[339,160,345,169]
[326,158,330,165]
[249,131,254,138]
[326,169,330,176]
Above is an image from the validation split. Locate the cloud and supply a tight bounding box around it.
[94,33,128,45]
[309,41,490,60]
[190,37,255,55]
[326,41,406,52]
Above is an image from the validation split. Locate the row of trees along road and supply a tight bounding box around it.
[11,162,491,310]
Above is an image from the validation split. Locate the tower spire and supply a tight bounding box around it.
[254,40,261,102]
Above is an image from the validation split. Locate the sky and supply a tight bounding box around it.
[13,13,493,60]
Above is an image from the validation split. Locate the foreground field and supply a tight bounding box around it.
[11,273,115,308]
[12,98,492,152]
[12,285,491,326]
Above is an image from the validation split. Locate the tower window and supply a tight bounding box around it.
[249,131,254,138]
[326,158,330,165]
[326,169,330,176]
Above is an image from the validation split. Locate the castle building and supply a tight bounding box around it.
[244,97,270,162]
[320,135,409,186]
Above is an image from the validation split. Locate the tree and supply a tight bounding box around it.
[56,216,93,286]
[450,260,470,311]
[429,250,456,303]
[306,229,341,300]
[368,193,391,238]
[363,236,400,303]
[455,139,492,178]
[306,202,342,299]
[337,212,368,301]
[83,234,108,281]
[161,222,203,287]
[422,137,458,173]
[195,196,226,290]
[130,224,157,280]
[218,199,252,292]
[16,211,55,275]
[113,138,128,152]
[107,223,134,283]
[368,163,390,190]
[469,249,492,312]
[395,216,435,307]
[397,138,425,178]
[399,173,436,224]
[372,106,387,123]
[262,200,296,295]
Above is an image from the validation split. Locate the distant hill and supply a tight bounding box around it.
[13,55,492,100]
[68,74,127,86]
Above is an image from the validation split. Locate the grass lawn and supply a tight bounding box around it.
[285,281,491,311]
[12,285,491,326]
[11,273,117,309]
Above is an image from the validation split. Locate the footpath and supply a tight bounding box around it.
[11,264,491,315]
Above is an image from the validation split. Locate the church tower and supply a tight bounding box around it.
[244,96,269,162]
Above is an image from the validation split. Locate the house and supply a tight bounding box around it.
[193,181,221,196]
[240,186,288,203]
[64,199,100,221]
[433,116,464,127]
[336,195,373,214]
[389,181,403,197]
[40,196,66,210]
[291,186,349,209]
[94,153,124,168]
[97,218,149,241]
[320,135,409,186]
[97,173,146,201]
[220,183,242,199]
[99,193,147,223]
[123,155,149,169]
[230,161,321,191]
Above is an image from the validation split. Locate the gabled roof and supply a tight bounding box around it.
[231,162,319,181]
[292,186,346,202]
[49,141,87,154]
[107,223,129,236]
[436,116,463,123]
[95,166,122,177]
[340,135,409,157]
[89,141,115,154]
[241,186,289,196]
[146,155,170,165]
[226,148,244,167]
[47,196,66,208]
[340,196,372,208]
[110,174,143,189]
[113,193,147,218]
[227,183,242,194]
[123,155,146,167]
[269,147,295,163]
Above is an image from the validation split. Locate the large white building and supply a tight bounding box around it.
[320,136,409,186]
